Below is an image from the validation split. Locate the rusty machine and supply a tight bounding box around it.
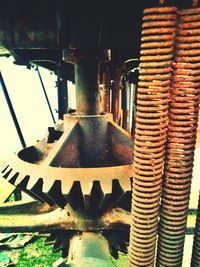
[1,0,200,266]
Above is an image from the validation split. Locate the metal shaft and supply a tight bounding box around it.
[57,76,68,119]
[122,80,131,132]
[156,7,200,267]
[75,60,100,115]
[129,6,177,267]
[67,232,115,267]
[102,71,111,113]
[112,70,121,124]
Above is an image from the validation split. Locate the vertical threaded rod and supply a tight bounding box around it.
[129,6,177,267]
[156,7,200,267]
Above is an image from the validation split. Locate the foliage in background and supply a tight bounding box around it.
[4,237,128,267]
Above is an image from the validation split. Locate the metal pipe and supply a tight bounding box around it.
[57,76,68,120]
[122,79,131,132]
[36,67,56,124]
[102,70,111,113]
[67,233,115,267]
[131,83,137,136]
[0,71,26,148]
[75,60,100,115]
[0,200,131,233]
[111,70,121,124]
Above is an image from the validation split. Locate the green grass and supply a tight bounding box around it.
[4,237,61,267]
[4,237,128,267]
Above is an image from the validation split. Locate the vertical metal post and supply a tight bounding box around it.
[111,70,121,124]
[131,83,137,136]
[102,64,111,113]
[0,72,26,148]
[122,79,131,132]
[75,60,100,115]
[36,67,56,124]
[57,76,68,119]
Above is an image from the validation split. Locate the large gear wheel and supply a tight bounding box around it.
[1,114,133,216]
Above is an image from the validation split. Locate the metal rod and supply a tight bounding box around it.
[57,76,68,119]
[102,65,111,113]
[156,8,200,267]
[75,60,100,115]
[122,79,131,132]
[129,7,177,267]
[0,71,26,148]
[111,70,121,124]
[36,67,56,124]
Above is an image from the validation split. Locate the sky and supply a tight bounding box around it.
[0,57,58,160]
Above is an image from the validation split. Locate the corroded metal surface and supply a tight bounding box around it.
[66,233,115,267]
[156,7,200,267]
[112,70,122,124]
[75,60,100,115]
[122,80,132,133]
[1,115,133,214]
[102,64,111,113]
[0,200,130,233]
[129,6,177,267]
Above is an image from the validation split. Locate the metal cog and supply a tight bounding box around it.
[1,115,133,215]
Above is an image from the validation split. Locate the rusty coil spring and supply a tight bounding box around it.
[191,191,200,266]
[156,7,200,267]
[128,6,177,267]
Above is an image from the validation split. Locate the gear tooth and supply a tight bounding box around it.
[7,172,19,185]
[15,174,25,186]
[62,247,69,258]
[17,175,30,189]
[82,194,90,211]
[100,180,125,214]
[80,181,93,211]
[46,180,67,208]
[99,193,111,214]
[53,237,62,253]
[110,179,126,207]
[1,165,9,174]
[119,242,128,254]
[61,180,73,196]
[26,176,39,190]
[80,181,92,196]
[2,168,13,179]
[42,178,55,193]
[118,177,132,192]
[105,232,120,259]
[29,178,54,205]
[16,175,41,201]
[68,181,85,210]
[112,247,119,259]
[117,191,132,211]
[89,181,105,215]
[80,181,92,211]
[100,180,113,195]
